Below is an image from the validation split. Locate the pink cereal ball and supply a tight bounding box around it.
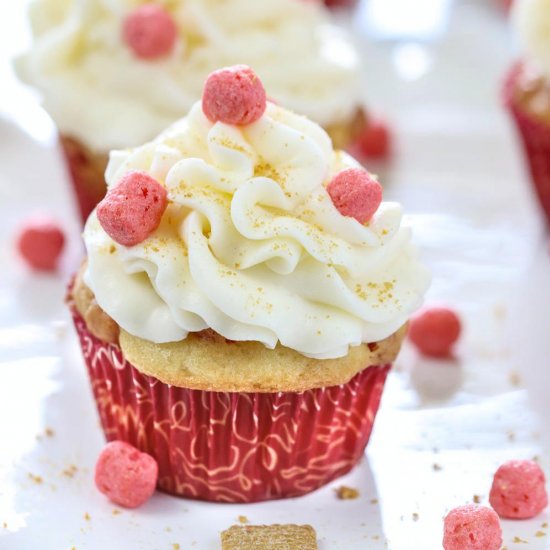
[356,119,391,160]
[123,4,177,59]
[96,170,168,247]
[443,504,502,550]
[489,459,548,519]
[326,168,383,224]
[95,441,158,509]
[16,218,65,271]
[409,306,461,358]
[202,65,267,125]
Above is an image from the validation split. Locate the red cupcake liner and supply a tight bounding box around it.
[324,0,358,9]
[71,307,391,503]
[59,135,108,224]
[504,64,550,224]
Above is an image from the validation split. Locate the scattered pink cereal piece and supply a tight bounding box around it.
[356,119,391,160]
[95,441,158,509]
[409,307,461,358]
[489,459,548,519]
[96,170,168,247]
[326,168,382,224]
[443,504,502,550]
[123,4,177,60]
[202,65,267,125]
[16,218,65,271]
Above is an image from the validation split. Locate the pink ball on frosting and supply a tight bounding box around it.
[123,4,177,59]
[443,504,502,550]
[96,170,168,247]
[489,459,548,519]
[202,65,267,125]
[95,441,158,509]
[326,168,382,224]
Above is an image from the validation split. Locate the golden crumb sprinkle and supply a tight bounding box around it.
[513,536,528,543]
[221,524,317,550]
[238,515,249,524]
[172,544,181,550]
[45,427,55,437]
[509,371,522,387]
[473,495,481,504]
[213,137,249,156]
[535,531,546,537]
[335,486,360,500]
[28,473,43,484]
[62,465,78,478]
[84,513,91,521]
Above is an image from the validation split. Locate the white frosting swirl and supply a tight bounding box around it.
[84,101,429,359]
[514,0,550,80]
[17,0,363,152]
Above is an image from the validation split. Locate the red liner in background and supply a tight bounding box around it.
[71,308,391,503]
[324,0,358,9]
[504,64,550,225]
[59,136,108,224]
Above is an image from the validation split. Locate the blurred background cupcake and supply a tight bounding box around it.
[15,0,379,222]
[504,0,550,225]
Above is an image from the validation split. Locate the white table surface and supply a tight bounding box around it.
[1,1,550,548]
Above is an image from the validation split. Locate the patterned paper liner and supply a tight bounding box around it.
[71,308,391,503]
[59,135,108,224]
[504,64,550,224]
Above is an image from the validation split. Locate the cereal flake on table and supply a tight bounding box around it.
[335,486,360,500]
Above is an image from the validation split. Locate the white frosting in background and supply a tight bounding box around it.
[17,0,363,152]
[514,0,550,80]
[83,101,430,359]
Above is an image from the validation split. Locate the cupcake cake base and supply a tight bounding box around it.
[70,306,391,503]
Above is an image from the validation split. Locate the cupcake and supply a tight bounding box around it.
[17,0,372,222]
[67,66,429,503]
[505,0,550,224]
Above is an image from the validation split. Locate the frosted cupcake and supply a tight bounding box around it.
[67,66,429,503]
[505,0,550,223]
[17,0,371,222]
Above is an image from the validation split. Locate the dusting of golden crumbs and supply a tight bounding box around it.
[62,465,78,478]
[212,137,249,156]
[28,473,43,484]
